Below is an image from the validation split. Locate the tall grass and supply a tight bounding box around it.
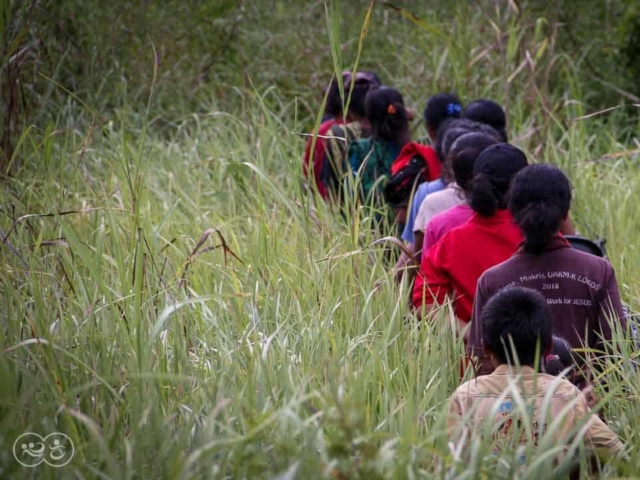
[1,1,639,478]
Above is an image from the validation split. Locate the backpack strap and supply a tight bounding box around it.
[401,143,441,181]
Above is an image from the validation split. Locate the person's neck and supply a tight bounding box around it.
[497,363,535,369]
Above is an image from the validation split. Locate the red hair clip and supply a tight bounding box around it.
[387,104,397,115]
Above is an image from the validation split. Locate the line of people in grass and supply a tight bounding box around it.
[303,71,629,463]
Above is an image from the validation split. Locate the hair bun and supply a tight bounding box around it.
[469,172,501,216]
[544,354,565,376]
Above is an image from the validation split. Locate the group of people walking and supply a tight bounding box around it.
[302,70,629,462]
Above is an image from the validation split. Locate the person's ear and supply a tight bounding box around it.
[543,337,553,357]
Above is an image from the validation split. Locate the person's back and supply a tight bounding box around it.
[346,86,410,206]
[304,74,348,198]
[304,118,343,198]
[322,73,378,198]
[414,210,522,321]
[450,366,620,455]
[423,204,474,253]
[402,120,501,246]
[348,136,401,205]
[448,287,623,459]
[413,143,528,323]
[400,101,465,246]
[326,121,366,171]
[394,121,497,285]
[415,132,501,249]
[471,244,624,359]
[468,165,626,374]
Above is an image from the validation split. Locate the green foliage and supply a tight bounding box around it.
[0,1,639,478]
[528,0,640,115]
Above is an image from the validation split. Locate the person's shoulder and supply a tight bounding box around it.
[328,122,344,135]
[424,178,446,195]
[329,121,359,138]
[409,142,438,159]
[444,214,477,237]
[345,121,362,136]
[428,203,464,225]
[452,377,485,398]
[423,186,450,203]
[475,254,523,294]
[414,181,435,202]
[562,246,613,268]
[427,208,448,228]
[417,190,446,220]
[483,253,519,274]
[556,247,617,281]
[430,221,469,254]
[536,373,581,397]
[319,118,339,132]
[349,137,371,152]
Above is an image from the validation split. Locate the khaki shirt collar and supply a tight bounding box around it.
[493,364,537,376]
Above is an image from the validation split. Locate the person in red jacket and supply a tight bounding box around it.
[303,71,379,199]
[412,143,528,330]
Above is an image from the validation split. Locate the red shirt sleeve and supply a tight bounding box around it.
[412,237,452,311]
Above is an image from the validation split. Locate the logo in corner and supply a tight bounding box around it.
[13,432,74,468]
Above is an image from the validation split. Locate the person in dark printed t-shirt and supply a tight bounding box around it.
[468,164,626,375]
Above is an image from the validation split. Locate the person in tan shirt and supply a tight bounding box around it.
[447,287,623,461]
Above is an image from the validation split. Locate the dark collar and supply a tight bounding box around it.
[517,234,570,254]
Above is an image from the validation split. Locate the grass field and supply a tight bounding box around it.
[1,1,640,478]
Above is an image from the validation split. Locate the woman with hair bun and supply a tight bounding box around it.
[417,130,501,253]
[468,164,626,375]
[346,86,411,206]
[412,143,528,328]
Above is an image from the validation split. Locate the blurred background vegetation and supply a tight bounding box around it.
[2,0,639,173]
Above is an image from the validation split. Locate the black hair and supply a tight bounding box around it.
[544,336,575,376]
[435,119,474,161]
[509,164,572,255]
[463,99,508,141]
[360,70,383,86]
[551,336,574,368]
[546,335,588,389]
[482,287,552,366]
[468,143,528,217]
[448,132,501,194]
[324,78,343,118]
[364,86,409,142]
[423,93,462,133]
[434,119,501,163]
[324,72,380,119]
[348,82,372,119]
